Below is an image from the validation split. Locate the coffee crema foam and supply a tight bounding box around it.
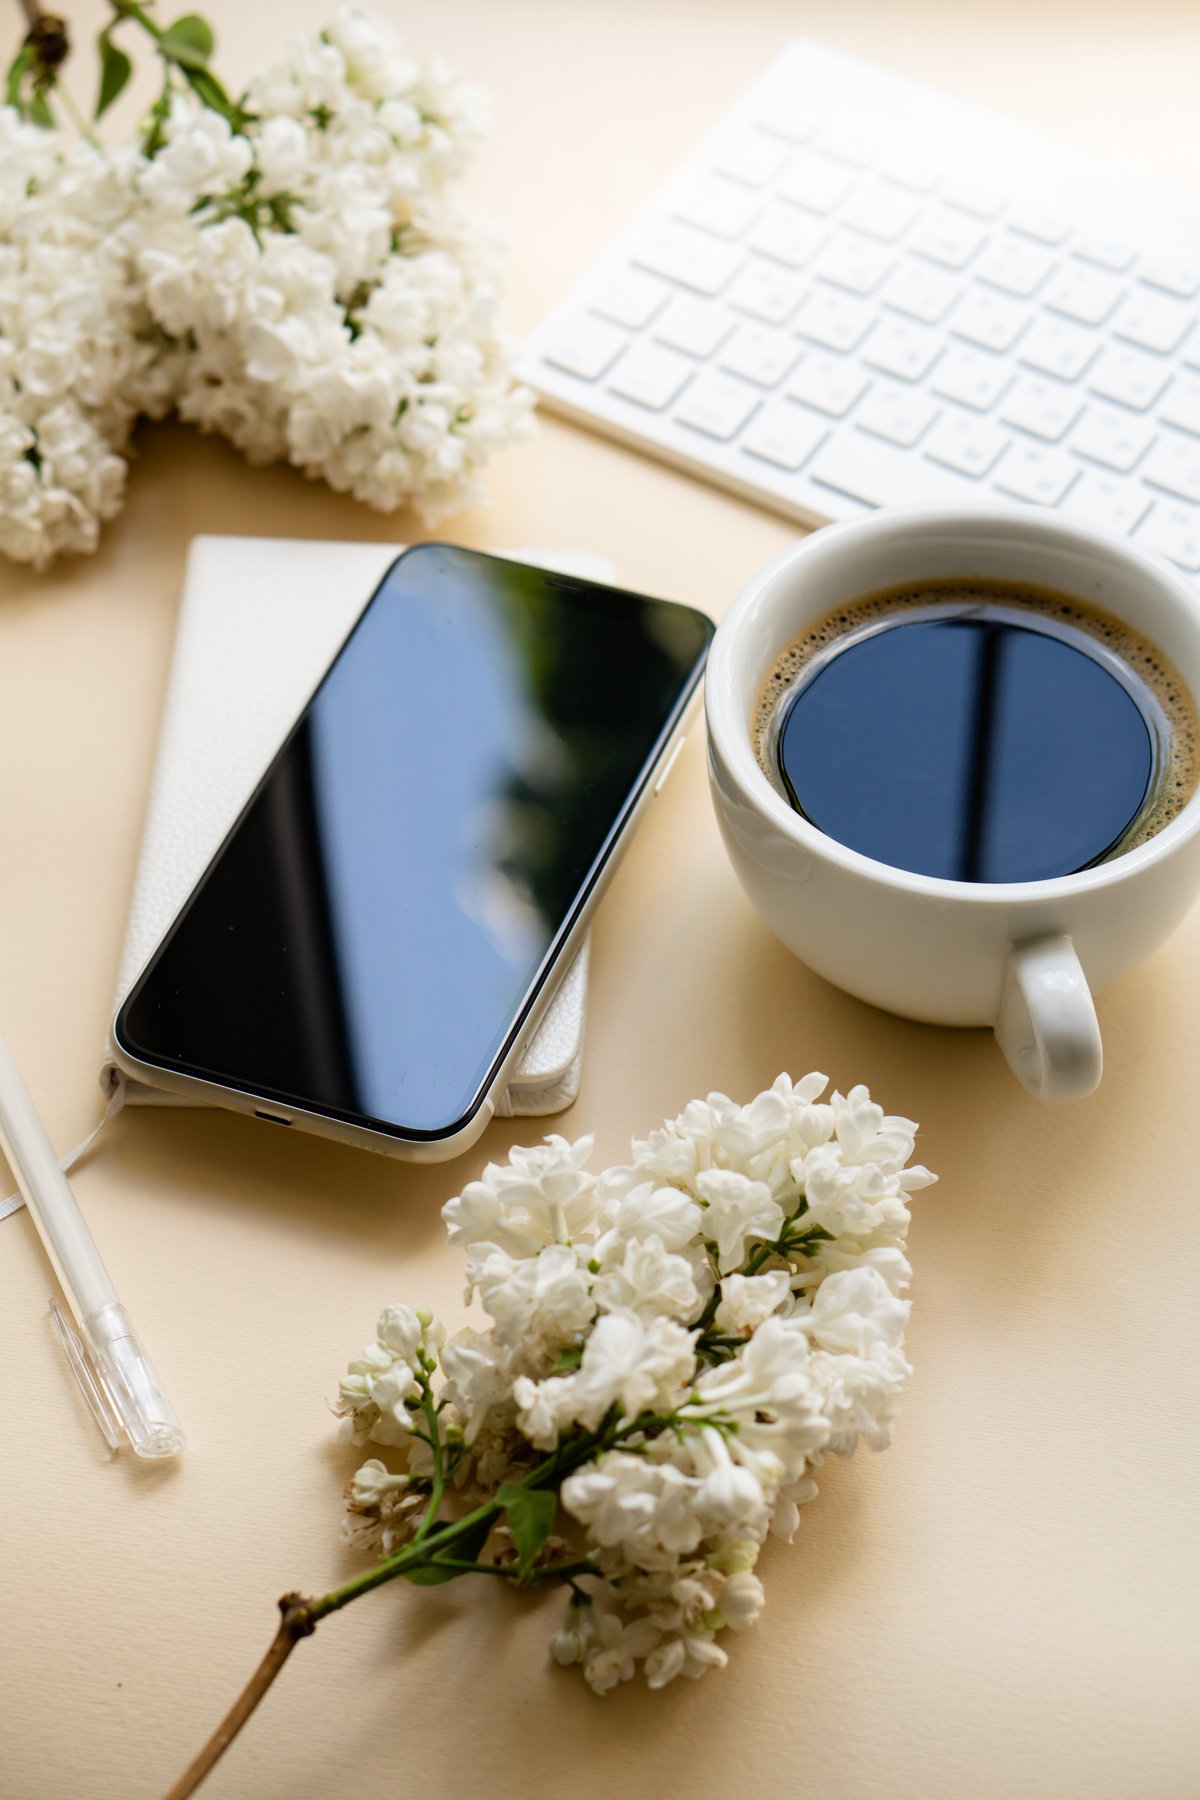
[752,577,1200,858]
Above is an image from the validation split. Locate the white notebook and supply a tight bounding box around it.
[101,536,611,1121]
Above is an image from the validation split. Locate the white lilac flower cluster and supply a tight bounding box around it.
[0,114,177,566]
[0,7,532,570]
[336,1073,935,1695]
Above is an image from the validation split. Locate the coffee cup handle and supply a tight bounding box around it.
[994,934,1103,1102]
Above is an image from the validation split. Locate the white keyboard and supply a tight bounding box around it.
[519,40,1200,572]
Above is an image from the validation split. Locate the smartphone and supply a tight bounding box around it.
[112,545,714,1161]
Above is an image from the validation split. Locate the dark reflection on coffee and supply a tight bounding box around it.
[754,581,1198,885]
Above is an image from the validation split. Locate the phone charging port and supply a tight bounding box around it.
[254,1109,292,1127]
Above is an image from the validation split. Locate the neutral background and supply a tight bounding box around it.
[2,3,1199,1796]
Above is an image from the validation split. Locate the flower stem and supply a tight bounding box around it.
[740,1242,775,1278]
[112,1,162,43]
[309,1493,504,1621]
[160,1593,316,1800]
[412,1378,447,1544]
[161,1410,669,1796]
[415,1556,598,1582]
[55,76,99,147]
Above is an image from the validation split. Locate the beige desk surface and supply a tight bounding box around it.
[3,3,1200,1796]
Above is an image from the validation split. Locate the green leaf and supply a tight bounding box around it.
[158,14,215,69]
[5,44,31,110]
[28,88,55,129]
[181,64,232,116]
[497,1482,557,1575]
[552,1344,583,1373]
[401,1512,493,1585]
[95,33,132,120]
[402,1560,464,1587]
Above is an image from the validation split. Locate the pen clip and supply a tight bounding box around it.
[49,1297,121,1452]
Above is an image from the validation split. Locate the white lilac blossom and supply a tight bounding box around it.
[0,116,176,568]
[336,1072,935,1694]
[0,6,531,570]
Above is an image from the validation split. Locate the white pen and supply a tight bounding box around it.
[0,1023,184,1459]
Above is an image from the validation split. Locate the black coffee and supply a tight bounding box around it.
[754,580,1197,885]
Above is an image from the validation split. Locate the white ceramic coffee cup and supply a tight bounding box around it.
[706,504,1200,1101]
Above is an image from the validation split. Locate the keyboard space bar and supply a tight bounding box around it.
[807,433,981,507]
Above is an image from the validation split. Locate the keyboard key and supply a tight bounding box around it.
[924,413,1007,476]
[718,324,799,387]
[1018,317,1099,381]
[841,186,919,243]
[1065,472,1151,534]
[1073,234,1135,273]
[942,179,1004,220]
[1160,378,1200,438]
[756,99,813,145]
[674,370,760,439]
[633,223,742,294]
[883,152,940,193]
[808,430,977,506]
[750,206,825,268]
[590,270,669,330]
[1141,436,1200,504]
[1114,291,1194,355]
[712,129,788,188]
[1068,405,1156,471]
[976,236,1054,297]
[856,384,939,446]
[728,261,805,324]
[776,148,857,215]
[1087,344,1171,411]
[608,342,694,409]
[811,124,877,169]
[999,377,1084,442]
[741,400,828,470]
[543,316,628,380]
[910,210,987,269]
[814,237,893,295]
[993,443,1079,505]
[932,346,1012,410]
[652,298,732,358]
[863,319,943,381]
[787,353,870,416]
[1135,502,1200,570]
[881,260,959,324]
[674,176,764,241]
[793,289,875,353]
[950,289,1029,353]
[1043,265,1124,326]
[1009,206,1069,245]
[1140,255,1200,300]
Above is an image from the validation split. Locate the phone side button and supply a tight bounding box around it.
[653,736,686,796]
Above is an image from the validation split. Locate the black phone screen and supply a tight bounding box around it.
[116,545,713,1139]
